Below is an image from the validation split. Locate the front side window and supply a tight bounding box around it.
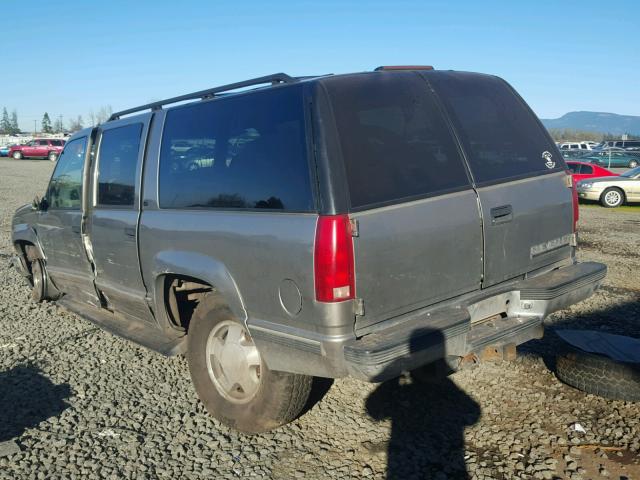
[567,163,579,173]
[428,72,561,184]
[97,124,142,207]
[324,73,471,209]
[158,85,313,211]
[47,137,87,210]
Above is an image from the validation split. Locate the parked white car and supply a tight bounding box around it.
[560,142,591,151]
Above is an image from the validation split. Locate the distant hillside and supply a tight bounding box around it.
[541,111,640,136]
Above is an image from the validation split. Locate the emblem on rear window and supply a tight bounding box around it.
[542,151,555,169]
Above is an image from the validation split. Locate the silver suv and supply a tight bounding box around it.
[12,67,606,433]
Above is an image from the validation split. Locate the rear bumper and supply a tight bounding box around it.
[343,261,606,381]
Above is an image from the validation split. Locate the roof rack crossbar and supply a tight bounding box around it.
[108,73,297,121]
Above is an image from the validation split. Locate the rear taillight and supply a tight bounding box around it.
[314,214,355,302]
[566,171,579,231]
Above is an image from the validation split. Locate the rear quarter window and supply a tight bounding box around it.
[158,85,314,211]
[427,72,561,185]
[323,73,471,209]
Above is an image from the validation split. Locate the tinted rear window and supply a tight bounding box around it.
[159,85,313,211]
[427,72,560,184]
[323,73,471,209]
[97,124,142,207]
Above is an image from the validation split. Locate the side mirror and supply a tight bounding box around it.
[32,196,48,211]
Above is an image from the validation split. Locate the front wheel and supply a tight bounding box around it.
[600,187,624,208]
[30,259,48,302]
[187,293,313,433]
[48,151,58,162]
[12,151,23,160]
[629,159,638,168]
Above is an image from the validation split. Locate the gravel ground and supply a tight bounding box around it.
[0,158,638,480]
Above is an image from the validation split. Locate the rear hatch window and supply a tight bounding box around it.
[322,73,471,209]
[426,72,562,185]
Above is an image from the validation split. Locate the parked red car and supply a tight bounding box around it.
[566,161,617,182]
[8,138,66,161]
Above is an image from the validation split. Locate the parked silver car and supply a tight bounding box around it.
[577,166,640,207]
[12,67,606,433]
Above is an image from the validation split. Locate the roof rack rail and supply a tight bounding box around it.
[108,73,297,121]
[374,65,434,71]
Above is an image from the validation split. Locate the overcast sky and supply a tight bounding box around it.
[1,0,638,131]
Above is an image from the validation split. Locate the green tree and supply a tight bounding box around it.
[9,110,19,134]
[0,108,9,133]
[42,112,53,134]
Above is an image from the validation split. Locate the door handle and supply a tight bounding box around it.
[124,226,136,237]
[71,225,81,234]
[490,205,513,225]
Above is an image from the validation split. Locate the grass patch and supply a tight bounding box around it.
[579,203,640,213]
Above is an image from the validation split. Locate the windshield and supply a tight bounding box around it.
[621,166,640,178]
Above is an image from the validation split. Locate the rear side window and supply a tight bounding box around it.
[50,140,63,146]
[97,124,142,207]
[323,73,470,209]
[159,85,313,211]
[582,164,593,174]
[428,72,561,184]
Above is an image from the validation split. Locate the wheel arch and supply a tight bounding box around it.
[150,251,247,333]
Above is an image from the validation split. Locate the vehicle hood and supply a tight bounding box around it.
[578,176,637,186]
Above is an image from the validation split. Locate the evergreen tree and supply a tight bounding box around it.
[0,108,9,133]
[42,112,53,134]
[9,110,19,134]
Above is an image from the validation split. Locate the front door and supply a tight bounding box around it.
[87,115,155,323]
[36,135,101,306]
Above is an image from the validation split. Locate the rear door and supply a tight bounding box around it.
[321,73,483,332]
[87,115,155,323]
[35,139,49,157]
[427,72,573,287]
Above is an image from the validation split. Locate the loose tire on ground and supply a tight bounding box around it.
[556,351,640,402]
[186,292,313,433]
[600,187,624,208]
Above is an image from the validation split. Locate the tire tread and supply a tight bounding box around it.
[556,351,640,402]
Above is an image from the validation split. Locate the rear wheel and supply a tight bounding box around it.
[186,293,313,433]
[600,187,624,208]
[12,151,23,160]
[48,151,58,162]
[629,159,638,168]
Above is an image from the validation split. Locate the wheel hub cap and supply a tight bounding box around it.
[205,321,261,403]
[605,191,620,205]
